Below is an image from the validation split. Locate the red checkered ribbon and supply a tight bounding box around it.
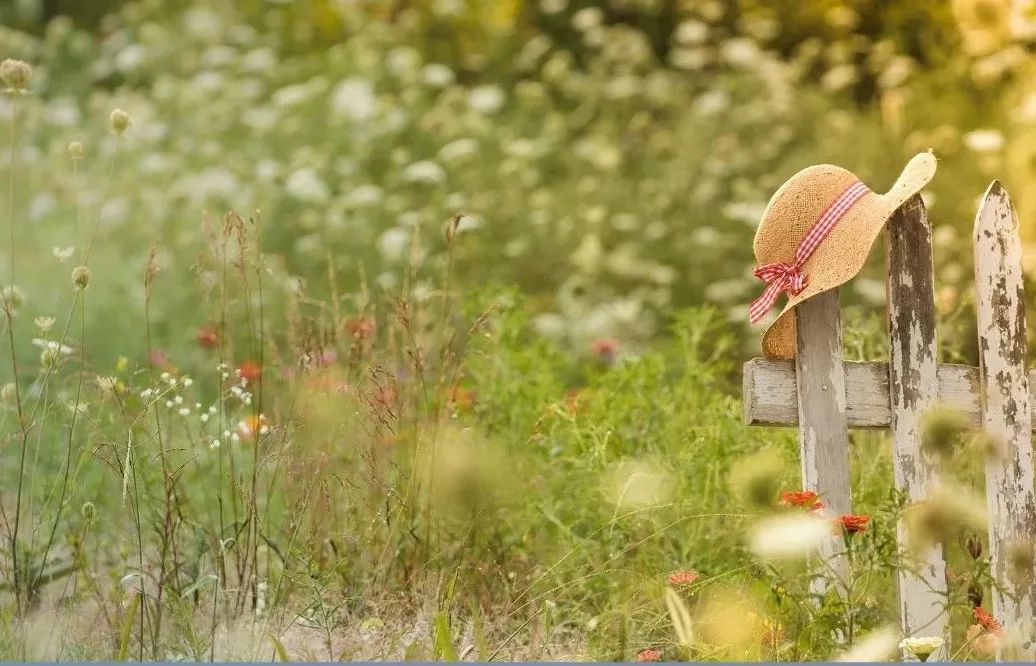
[749,180,870,324]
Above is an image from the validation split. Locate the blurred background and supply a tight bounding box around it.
[0,0,1033,364]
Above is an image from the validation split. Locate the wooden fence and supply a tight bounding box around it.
[742,181,1036,660]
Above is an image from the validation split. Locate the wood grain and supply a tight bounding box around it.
[742,358,1007,428]
[885,195,948,649]
[974,180,1036,658]
[794,290,852,589]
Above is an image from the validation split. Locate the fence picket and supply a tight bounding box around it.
[794,290,853,589]
[973,180,1036,658]
[885,195,948,649]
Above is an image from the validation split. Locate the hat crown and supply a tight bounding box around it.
[753,165,863,265]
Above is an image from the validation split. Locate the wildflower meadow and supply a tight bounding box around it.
[0,0,1035,661]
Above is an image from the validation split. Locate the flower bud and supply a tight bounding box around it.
[68,141,84,159]
[71,265,91,290]
[109,108,131,135]
[0,59,32,91]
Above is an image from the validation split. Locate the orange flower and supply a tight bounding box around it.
[973,607,1004,635]
[197,324,219,349]
[564,388,585,416]
[666,570,700,586]
[237,413,269,439]
[447,385,475,409]
[346,317,376,341]
[635,649,662,662]
[836,514,870,535]
[238,360,262,383]
[779,490,823,509]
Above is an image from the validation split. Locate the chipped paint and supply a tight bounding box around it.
[974,181,1036,657]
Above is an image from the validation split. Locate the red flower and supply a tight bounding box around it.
[973,607,1005,636]
[836,514,870,535]
[346,317,376,341]
[149,348,171,369]
[636,649,662,662]
[196,324,219,349]
[238,361,262,383]
[780,490,817,507]
[780,490,824,512]
[591,338,619,363]
[666,570,700,586]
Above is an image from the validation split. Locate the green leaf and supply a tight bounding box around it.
[433,611,458,662]
[117,592,140,661]
[269,633,290,662]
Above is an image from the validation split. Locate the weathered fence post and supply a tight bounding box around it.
[795,291,853,589]
[744,180,1036,658]
[974,181,1036,659]
[885,194,949,650]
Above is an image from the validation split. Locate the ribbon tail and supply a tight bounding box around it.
[749,280,785,324]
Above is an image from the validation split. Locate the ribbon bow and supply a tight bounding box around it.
[747,179,870,324]
[749,262,808,324]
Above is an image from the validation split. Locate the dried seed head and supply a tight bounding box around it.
[68,141,84,159]
[40,346,59,370]
[80,501,95,520]
[967,582,983,608]
[1,285,25,314]
[1007,539,1035,587]
[920,406,971,458]
[71,265,91,290]
[0,382,16,406]
[964,532,984,560]
[0,58,32,91]
[905,485,987,552]
[109,108,131,135]
[729,449,786,509]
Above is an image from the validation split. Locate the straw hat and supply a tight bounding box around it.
[750,151,937,359]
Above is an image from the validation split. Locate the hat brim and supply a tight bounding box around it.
[760,152,937,359]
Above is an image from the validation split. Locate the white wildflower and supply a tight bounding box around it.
[402,160,446,185]
[31,338,74,355]
[377,227,411,261]
[836,626,900,662]
[346,184,384,207]
[467,85,505,115]
[748,513,830,560]
[571,7,603,31]
[53,246,75,262]
[421,63,455,88]
[964,129,1004,153]
[34,316,55,333]
[285,168,330,203]
[439,138,478,163]
[178,407,190,417]
[674,20,709,45]
[330,77,376,122]
[899,636,944,662]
